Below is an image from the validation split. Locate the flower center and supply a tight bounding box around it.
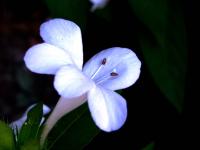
[90,58,119,85]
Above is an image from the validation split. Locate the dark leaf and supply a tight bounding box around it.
[128,0,187,112]
[142,142,155,150]
[44,0,89,29]
[18,103,43,146]
[94,4,112,22]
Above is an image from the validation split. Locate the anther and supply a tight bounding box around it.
[102,58,107,65]
[110,72,118,76]
[91,58,107,79]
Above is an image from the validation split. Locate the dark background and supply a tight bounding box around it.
[0,0,195,149]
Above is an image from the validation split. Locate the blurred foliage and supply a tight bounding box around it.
[16,67,34,93]
[20,140,40,150]
[142,142,155,150]
[1,103,100,149]
[0,121,15,150]
[128,0,187,112]
[93,4,112,22]
[44,0,89,29]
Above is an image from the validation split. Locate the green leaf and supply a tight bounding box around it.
[44,0,89,29]
[46,103,100,150]
[0,121,15,150]
[142,142,155,150]
[128,0,187,112]
[18,103,43,146]
[20,140,40,150]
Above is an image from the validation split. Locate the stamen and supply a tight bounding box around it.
[91,58,107,79]
[95,75,110,85]
[102,58,107,65]
[110,72,118,76]
[96,70,119,85]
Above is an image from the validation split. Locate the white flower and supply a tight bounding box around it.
[89,0,110,11]
[10,104,50,131]
[24,18,141,134]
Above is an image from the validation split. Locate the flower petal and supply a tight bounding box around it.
[25,103,50,115]
[89,0,110,11]
[54,65,94,98]
[24,43,73,74]
[83,47,141,90]
[88,86,127,132]
[40,19,83,69]
[43,104,51,115]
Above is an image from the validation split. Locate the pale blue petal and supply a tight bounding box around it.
[24,43,73,74]
[25,103,50,115]
[83,47,141,90]
[90,0,109,11]
[54,65,94,98]
[40,19,83,69]
[43,104,51,115]
[88,86,127,132]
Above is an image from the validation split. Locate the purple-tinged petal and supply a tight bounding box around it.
[54,65,94,98]
[40,19,83,69]
[88,86,127,132]
[24,43,73,74]
[83,47,141,90]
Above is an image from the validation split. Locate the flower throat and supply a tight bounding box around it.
[91,58,118,84]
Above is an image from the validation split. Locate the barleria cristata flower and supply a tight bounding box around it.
[24,18,141,144]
